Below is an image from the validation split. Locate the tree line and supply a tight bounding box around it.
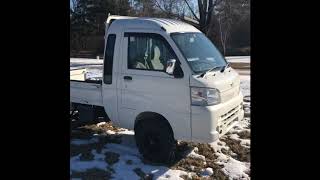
[70,0,250,57]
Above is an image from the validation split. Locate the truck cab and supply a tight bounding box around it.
[70,15,244,163]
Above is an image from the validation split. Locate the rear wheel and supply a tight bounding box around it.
[134,116,176,164]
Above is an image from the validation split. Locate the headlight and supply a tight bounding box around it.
[191,87,221,106]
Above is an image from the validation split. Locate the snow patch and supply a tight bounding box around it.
[201,167,214,177]
[104,142,188,179]
[70,150,108,172]
[210,140,229,153]
[221,158,250,179]
[118,129,135,136]
[106,130,116,135]
[186,148,206,161]
[97,122,106,127]
[240,75,250,97]
[71,138,99,145]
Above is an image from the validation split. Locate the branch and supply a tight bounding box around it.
[154,0,167,13]
[213,0,223,7]
[183,0,200,22]
[181,17,200,26]
[152,0,200,28]
[71,0,77,11]
[207,0,223,14]
[154,0,178,18]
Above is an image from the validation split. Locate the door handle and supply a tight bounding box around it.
[123,76,132,80]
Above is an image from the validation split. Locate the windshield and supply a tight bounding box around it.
[171,33,227,74]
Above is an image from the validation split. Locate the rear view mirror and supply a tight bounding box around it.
[166,59,176,75]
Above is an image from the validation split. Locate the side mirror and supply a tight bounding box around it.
[166,59,184,78]
[166,59,176,75]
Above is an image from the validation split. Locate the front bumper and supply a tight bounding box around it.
[191,92,244,143]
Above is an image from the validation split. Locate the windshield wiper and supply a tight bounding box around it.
[198,66,223,77]
[220,63,230,73]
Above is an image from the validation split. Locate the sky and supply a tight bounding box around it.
[70,0,74,10]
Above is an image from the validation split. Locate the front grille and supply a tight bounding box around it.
[217,104,241,134]
[221,105,239,121]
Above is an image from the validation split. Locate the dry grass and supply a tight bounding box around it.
[79,150,95,161]
[133,168,153,180]
[79,121,124,134]
[238,130,250,139]
[70,123,122,157]
[104,152,120,165]
[221,136,250,162]
[70,135,122,157]
[170,141,229,179]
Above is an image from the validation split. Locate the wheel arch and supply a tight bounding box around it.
[134,111,174,137]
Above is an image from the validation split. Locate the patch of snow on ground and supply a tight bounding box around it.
[106,130,116,135]
[71,138,99,145]
[210,140,229,153]
[117,129,135,136]
[111,151,187,180]
[240,75,250,97]
[97,122,106,126]
[211,148,250,179]
[71,133,189,179]
[70,150,108,172]
[221,158,250,179]
[105,143,140,157]
[185,148,206,161]
[201,167,214,177]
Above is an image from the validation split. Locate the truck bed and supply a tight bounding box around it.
[70,67,103,106]
[70,80,103,106]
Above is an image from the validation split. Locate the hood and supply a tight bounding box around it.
[190,67,241,102]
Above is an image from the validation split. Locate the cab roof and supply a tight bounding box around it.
[106,15,200,34]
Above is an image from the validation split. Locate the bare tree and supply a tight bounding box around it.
[218,15,229,55]
[183,0,223,34]
[217,0,231,55]
[216,0,248,55]
[153,0,187,18]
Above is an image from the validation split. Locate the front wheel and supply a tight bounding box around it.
[134,117,176,164]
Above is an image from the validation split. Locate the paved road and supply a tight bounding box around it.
[235,69,250,75]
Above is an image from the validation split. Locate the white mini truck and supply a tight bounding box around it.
[70,16,244,163]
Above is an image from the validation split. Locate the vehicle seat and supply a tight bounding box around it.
[150,45,164,70]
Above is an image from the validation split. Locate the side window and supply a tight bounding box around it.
[127,34,176,71]
[103,34,116,84]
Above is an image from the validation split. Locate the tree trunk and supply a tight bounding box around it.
[218,16,226,55]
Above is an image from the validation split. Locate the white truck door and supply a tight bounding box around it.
[118,31,191,141]
[101,33,121,126]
